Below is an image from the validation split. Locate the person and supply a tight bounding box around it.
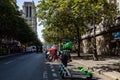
[68,49,72,62]
[36,46,39,53]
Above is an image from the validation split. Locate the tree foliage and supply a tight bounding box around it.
[0,0,42,46]
[37,0,117,44]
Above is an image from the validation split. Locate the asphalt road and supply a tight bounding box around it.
[0,53,62,80]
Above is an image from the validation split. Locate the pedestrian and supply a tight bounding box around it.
[36,46,39,53]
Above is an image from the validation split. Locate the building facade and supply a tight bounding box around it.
[107,0,117,4]
[117,0,120,11]
[22,1,37,34]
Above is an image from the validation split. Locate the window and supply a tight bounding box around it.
[26,6,28,17]
[29,6,32,17]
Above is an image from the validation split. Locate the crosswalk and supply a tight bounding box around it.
[43,64,59,80]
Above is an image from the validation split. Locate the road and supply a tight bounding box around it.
[0,53,111,80]
[0,53,62,80]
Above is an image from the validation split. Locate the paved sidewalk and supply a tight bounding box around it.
[68,54,120,80]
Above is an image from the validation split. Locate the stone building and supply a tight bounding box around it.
[80,0,120,56]
[22,1,37,34]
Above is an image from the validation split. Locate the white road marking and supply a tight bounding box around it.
[5,59,16,64]
[52,73,57,77]
[43,71,48,79]
[51,69,55,72]
[50,64,53,68]
[54,79,59,80]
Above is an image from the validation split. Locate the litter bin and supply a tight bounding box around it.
[2,48,7,55]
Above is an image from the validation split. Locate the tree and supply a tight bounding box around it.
[0,0,42,46]
[0,0,20,39]
[37,0,117,58]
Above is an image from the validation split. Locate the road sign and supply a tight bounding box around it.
[114,31,120,39]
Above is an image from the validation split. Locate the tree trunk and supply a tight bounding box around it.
[93,16,98,61]
[75,22,80,57]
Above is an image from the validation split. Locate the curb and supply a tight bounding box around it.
[0,54,15,59]
[0,53,26,59]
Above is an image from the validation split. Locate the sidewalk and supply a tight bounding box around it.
[68,53,120,80]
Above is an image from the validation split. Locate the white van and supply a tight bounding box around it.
[26,46,36,53]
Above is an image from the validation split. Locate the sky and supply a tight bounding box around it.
[16,0,44,42]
